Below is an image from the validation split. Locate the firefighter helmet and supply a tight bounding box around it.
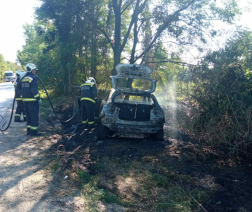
[88,77,96,84]
[16,70,23,77]
[26,63,37,72]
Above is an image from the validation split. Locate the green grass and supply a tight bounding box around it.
[40,89,55,99]
[77,171,91,184]
[133,164,208,212]
[77,172,125,211]
[81,182,121,203]
[92,162,106,172]
[73,157,208,211]
[49,158,60,173]
[39,90,72,121]
[40,91,59,108]
[155,188,207,212]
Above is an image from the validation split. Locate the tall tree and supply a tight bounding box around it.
[19,0,240,93]
[17,22,62,90]
[87,0,240,74]
[37,0,82,94]
[36,0,112,94]
[0,54,7,81]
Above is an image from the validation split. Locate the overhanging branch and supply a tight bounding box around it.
[134,0,198,62]
[148,59,201,67]
[121,0,135,14]
[120,0,147,53]
[84,13,114,50]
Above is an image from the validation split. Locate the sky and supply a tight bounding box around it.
[0,0,40,63]
[0,0,252,63]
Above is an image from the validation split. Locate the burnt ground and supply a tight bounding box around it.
[51,104,252,212]
[56,132,252,212]
[2,95,251,212]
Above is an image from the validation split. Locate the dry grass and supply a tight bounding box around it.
[51,153,208,212]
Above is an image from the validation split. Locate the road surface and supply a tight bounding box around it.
[0,82,15,123]
[0,82,79,212]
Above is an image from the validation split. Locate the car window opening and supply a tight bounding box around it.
[115,78,152,92]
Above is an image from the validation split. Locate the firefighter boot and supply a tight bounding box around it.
[27,128,30,136]
[14,115,21,122]
[30,130,42,137]
[87,124,96,134]
[75,123,88,135]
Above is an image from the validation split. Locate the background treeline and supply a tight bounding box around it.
[17,0,252,158]
[17,0,240,94]
[0,54,23,82]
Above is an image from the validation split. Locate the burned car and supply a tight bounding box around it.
[99,64,165,140]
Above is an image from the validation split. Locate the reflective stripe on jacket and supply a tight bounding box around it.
[80,83,97,103]
[18,72,40,103]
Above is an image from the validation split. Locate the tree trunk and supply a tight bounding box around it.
[91,31,96,77]
[68,67,71,95]
[112,0,122,75]
[129,17,138,65]
[126,19,139,94]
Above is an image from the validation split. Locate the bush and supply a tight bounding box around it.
[191,63,252,158]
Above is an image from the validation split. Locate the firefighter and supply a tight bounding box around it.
[14,70,26,122]
[78,77,97,133]
[19,63,42,136]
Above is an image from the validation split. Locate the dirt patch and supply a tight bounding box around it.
[0,99,86,212]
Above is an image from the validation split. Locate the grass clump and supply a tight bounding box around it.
[79,177,123,211]
[49,158,60,173]
[77,170,91,184]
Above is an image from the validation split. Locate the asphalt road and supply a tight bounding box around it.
[0,82,81,212]
[0,82,15,123]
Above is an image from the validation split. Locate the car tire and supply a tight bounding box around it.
[98,125,108,140]
[155,130,164,141]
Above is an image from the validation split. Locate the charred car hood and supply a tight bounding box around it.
[111,64,157,94]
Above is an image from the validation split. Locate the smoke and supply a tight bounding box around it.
[156,78,178,138]
[167,80,178,132]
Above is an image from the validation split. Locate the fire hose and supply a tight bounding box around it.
[0,76,81,132]
[36,75,81,124]
[0,96,16,131]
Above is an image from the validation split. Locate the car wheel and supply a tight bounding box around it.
[108,130,115,137]
[98,125,108,140]
[155,130,164,141]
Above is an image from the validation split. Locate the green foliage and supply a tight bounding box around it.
[17,22,63,91]
[0,54,6,81]
[193,63,252,124]
[188,31,252,158]
[0,54,22,82]
[204,30,252,68]
[16,0,241,94]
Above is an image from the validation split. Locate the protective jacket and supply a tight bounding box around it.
[14,76,26,122]
[14,77,22,101]
[18,72,40,135]
[79,82,97,126]
[80,82,97,103]
[19,72,41,103]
